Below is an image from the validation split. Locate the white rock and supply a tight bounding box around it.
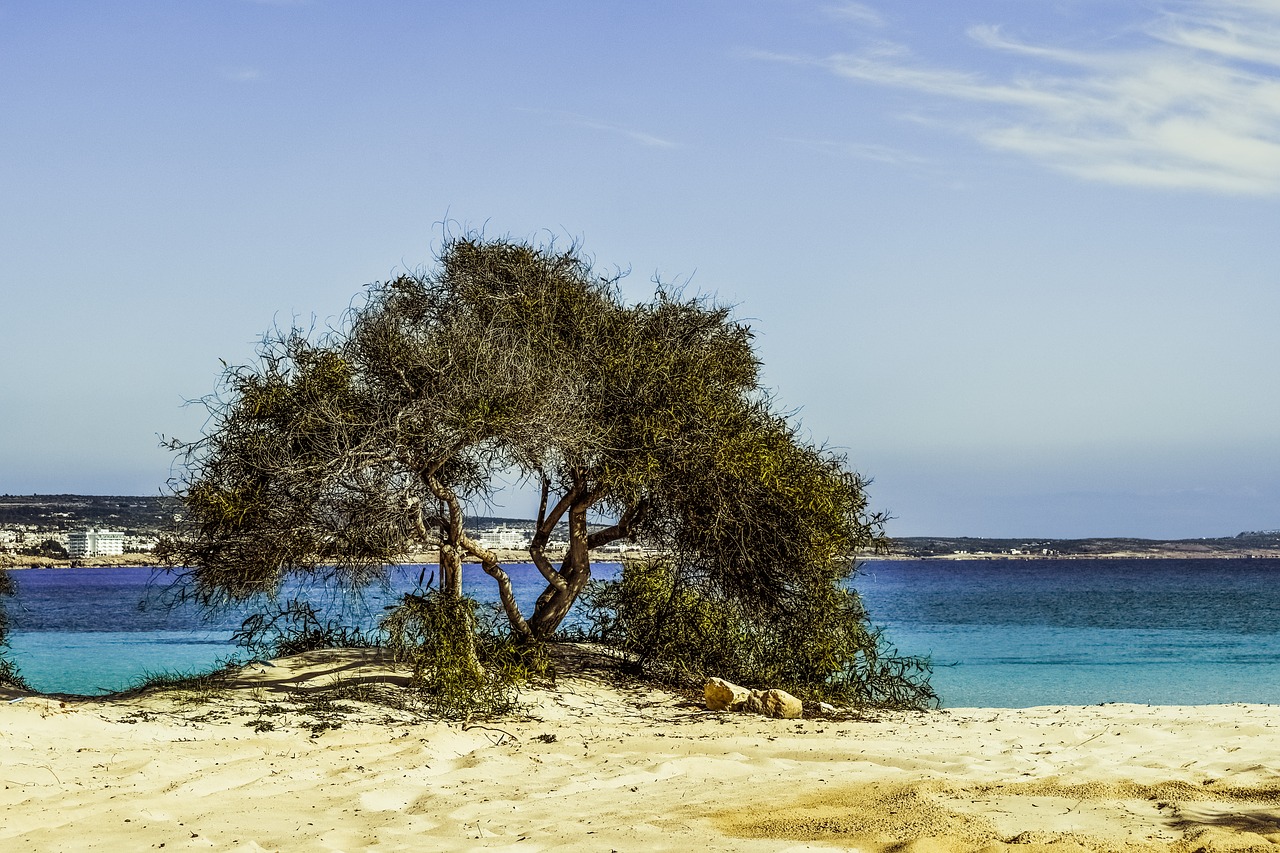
[704,677,751,711]
[759,689,803,719]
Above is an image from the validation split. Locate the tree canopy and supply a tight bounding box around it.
[163,235,931,708]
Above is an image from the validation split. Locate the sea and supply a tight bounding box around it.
[4,558,1280,707]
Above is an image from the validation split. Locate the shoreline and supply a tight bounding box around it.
[7,548,1280,570]
[2,647,1278,851]
[865,549,1280,560]
[0,548,560,570]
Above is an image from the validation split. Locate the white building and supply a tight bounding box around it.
[67,528,126,558]
[477,525,532,550]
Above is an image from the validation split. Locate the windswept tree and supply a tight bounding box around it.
[163,238,628,672]
[165,235,931,708]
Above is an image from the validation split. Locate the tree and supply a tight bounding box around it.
[0,569,24,689]
[164,235,931,708]
[20,539,67,560]
[163,237,626,683]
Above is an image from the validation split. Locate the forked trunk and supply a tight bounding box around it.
[528,501,592,638]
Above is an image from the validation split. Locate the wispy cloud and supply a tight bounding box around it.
[219,67,262,83]
[825,2,884,28]
[570,117,679,148]
[1150,0,1280,67]
[785,137,929,167]
[523,109,680,149]
[770,1,1280,195]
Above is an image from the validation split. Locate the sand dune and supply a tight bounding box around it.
[3,647,1279,852]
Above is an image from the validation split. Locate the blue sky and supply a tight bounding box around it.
[2,0,1278,538]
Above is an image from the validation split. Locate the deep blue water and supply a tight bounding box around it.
[3,558,1280,706]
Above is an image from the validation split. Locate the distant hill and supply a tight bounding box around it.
[0,495,536,537]
[886,531,1280,559]
[0,495,179,533]
[2,495,1276,558]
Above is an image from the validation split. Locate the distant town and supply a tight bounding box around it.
[0,495,636,566]
[2,494,1279,566]
[887,531,1280,560]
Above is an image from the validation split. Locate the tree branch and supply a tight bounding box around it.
[528,480,580,592]
[536,475,549,530]
[587,499,648,550]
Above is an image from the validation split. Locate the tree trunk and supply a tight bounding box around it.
[429,483,484,679]
[528,499,592,638]
[439,541,463,599]
[439,545,485,681]
[525,495,645,640]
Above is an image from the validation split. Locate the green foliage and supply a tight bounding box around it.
[232,598,378,659]
[166,232,908,709]
[381,590,551,720]
[19,538,68,559]
[582,557,937,710]
[0,659,27,691]
[637,404,886,616]
[160,327,404,606]
[0,569,25,690]
[114,662,238,700]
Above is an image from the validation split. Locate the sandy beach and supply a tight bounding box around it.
[2,647,1278,852]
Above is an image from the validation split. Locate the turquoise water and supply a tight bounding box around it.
[3,563,572,695]
[5,558,1280,705]
[8,630,237,696]
[854,558,1280,707]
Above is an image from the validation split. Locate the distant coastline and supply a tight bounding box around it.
[0,547,579,571]
[0,553,160,570]
[3,494,1279,568]
[868,549,1280,561]
[882,532,1280,560]
[5,545,1280,571]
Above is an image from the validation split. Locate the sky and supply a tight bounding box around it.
[2,0,1278,538]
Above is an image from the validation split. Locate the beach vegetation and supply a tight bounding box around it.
[381,587,552,719]
[115,662,238,702]
[231,598,378,659]
[0,648,20,690]
[0,656,14,690]
[162,233,924,713]
[0,568,27,690]
[582,558,936,709]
